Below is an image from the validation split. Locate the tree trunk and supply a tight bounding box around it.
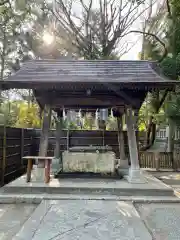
[0,30,6,105]
[150,122,156,146]
[168,119,176,169]
[142,90,168,150]
[146,116,153,146]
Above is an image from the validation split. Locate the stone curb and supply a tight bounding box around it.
[0,194,180,204]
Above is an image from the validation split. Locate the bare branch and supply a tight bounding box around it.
[53,0,101,58]
[82,0,93,38]
[159,89,169,109]
[123,0,155,34]
[166,0,172,18]
[53,0,156,59]
[125,30,168,62]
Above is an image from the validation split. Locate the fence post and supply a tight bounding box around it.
[155,152,160,171]
[20,128,24,166]
[139,151,142,167]
[66,129,69,151]
[1,125,6,185]
[172,151,177,171]
[174,152,180,170]
[102,130,105,146]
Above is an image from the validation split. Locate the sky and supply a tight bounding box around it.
[121,35,142,60]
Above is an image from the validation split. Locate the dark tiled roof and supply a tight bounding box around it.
[4,59,175,84]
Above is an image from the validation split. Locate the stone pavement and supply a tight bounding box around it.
[0,204,37,240]
[0,200,180,239]
[150,172,180,197]
[14,200,152,240]
[136,203,180,240]
[1,172,180,240]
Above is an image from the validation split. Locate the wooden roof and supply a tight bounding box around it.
[1,59,177,90]
[2,59,178,110]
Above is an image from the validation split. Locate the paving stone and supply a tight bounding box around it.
[135,203,180,240]
[14,200,152,240]
[13,200,51,240]
[0,204,37,240]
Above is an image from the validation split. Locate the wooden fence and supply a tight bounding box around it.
[139,151,180,170]
[1,127,180,186]
[33,129,129,158]
[0,127,33,185]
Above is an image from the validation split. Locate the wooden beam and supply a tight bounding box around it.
[36,97,128,107]
[119,91,142,108]
[99,82,143,107]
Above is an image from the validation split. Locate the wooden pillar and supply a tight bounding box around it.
[134,109,140,159]
[1,125,6,186]
[52,110,63,174]
[113,108,126,165]
[37,105,51,181]
[155,152,160,171]
[126,107,146,183]
[102,129,105,146]
[98,120,106,130]
[20,128,24,166]
[54,121,61,159]
[66,128,70,151]
[54,110,63,158]
[39,105,52,159]
[117,115,126,161]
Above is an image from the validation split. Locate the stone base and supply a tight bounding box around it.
[34,168,44,182]
[3,174,175,197]
[115,159,129,176]
[51,157,62,174]
[127,168,147,184]
[120,159,129,168]
[118,168,129,176]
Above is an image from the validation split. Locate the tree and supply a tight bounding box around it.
[106,115,118,130]
[51,0,155,59]
[137,0,171,149]
[15,101,41,128]
[0,0,59,123]
[138,0,180,153]
[0,0,38,79]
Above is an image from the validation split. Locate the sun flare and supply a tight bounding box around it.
[42,32,54,45]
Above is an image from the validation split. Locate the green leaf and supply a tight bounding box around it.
[0,6,6,14]
[15,0,27,11]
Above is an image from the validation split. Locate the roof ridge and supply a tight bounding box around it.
[148,61,171,81]
[29,59,152,62]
